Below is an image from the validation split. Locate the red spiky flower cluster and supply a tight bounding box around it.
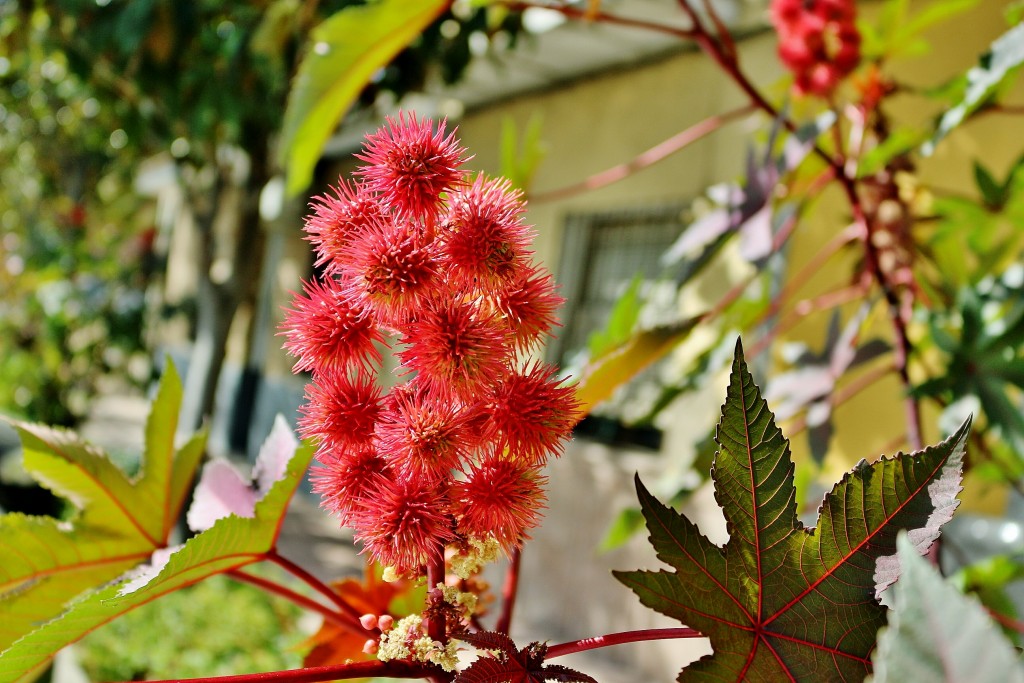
[770,0,861,97]
[282,113,579,576]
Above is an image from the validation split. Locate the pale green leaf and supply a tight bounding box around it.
[280,0,449,196]
[0,364,206,653]
[924,22,1024,155]
[0,438,314,683]
[574,316,700,416]
[870,533,1024,683]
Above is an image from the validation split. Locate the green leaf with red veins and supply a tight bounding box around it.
[0,363,205,652]
[0,424,314,683]
[614,341,970,681]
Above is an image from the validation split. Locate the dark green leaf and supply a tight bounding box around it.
[614,342,969,680]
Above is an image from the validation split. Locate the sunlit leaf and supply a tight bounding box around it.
[869,533,1024,683]
[0,430,313,683]
[573,317,700,416]
[0,364,205,652]
[614,342,969,680]
[924,22,1024,155]
[280,0,449,195]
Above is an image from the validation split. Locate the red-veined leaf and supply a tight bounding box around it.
[0,364,205,652]
[614,340,969,680]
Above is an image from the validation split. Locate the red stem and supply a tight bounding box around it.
[784,361,896,438]
[226,568,365,633]
[531,105,756,202]
[838,179,923,449]
[426,551,447,645]
[108,661,431,683]
[545,627,703,659]
[266,550,367,626]
[495,546,522,634]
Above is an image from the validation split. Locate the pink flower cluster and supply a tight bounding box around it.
[770,0,861,97]
[282,114,580,576]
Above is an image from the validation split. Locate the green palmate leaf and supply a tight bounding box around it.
[280,0,449,196]
[0,364,205,652]
[924,22,1024,155]
[614,341,969,681]
[574,317,700,416]
[870,533,1024,683]
[0,429,314,683]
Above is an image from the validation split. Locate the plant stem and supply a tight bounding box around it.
[426,551,447,645]
[784,361,896,438]
[495,546,522,634]
[226,568,364,632]
[266,550,366,626]
[545,627,703,659]
[531,104,756,203]
[110,661,431,683]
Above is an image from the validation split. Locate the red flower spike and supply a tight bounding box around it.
[351,476,456,574]
[375,385,474,480]
[496,265,564,353]
[311,447,392,525]
[770,0,860,97]
[281,277,384,375]
[454,454,547,551]
[303,179,386,275]
[399,298,510,400]
[299,368,383,458]
[486,362,581,464]
[441,174,533,289]
[345,220,440,326]
[356,113,469,220]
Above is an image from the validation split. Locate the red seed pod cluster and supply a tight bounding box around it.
[282,113,579,575]
[770,0,861,97]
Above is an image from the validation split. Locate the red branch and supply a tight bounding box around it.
[266,550,368,626]
[531,104,756,203]
[426,551,448,645]
[109,661,431,683]
[495,546,522,634]
[226,568,364,632]
[545,627,704,659]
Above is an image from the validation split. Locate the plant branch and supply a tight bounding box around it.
[531,104,756,203]
[110,661,431,683]
[749,279,871,358]
[784,360,896,438]
[495,546,522,634]
[545,627,703,659]
[266,550,367,626]
[426,551,447,645]
[226,568,364,633]
[837,178,923,450]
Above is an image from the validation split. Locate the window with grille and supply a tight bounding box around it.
[552,203,690,450]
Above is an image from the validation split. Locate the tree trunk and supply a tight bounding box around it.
[177,159,268,442]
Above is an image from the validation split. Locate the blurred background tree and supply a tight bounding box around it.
[0,0,519,441]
